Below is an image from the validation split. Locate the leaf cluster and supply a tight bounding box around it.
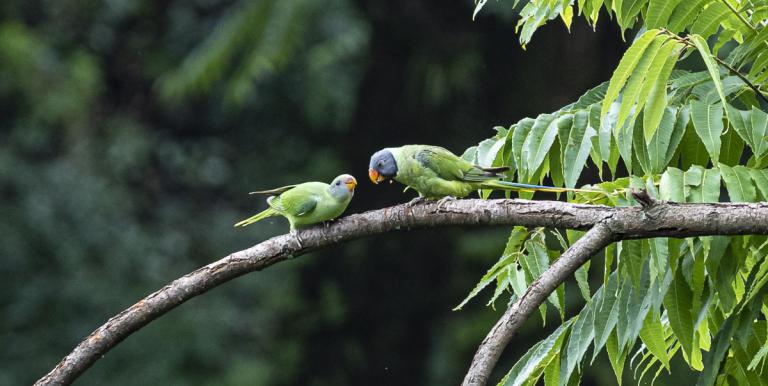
[467,1,768,384]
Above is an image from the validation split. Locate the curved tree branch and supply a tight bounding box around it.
[36,199,768,385]
[462,198,768,386]
[462,223,615,386]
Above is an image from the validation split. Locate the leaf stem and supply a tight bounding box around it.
[719,0,758,33]
[713,55,768,105]
[719,0,768,52]
[665,30,768,105]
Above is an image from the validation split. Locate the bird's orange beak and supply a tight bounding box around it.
[345,177,358,191]
[369,168,385,184]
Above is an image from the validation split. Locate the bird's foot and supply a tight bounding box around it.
[290,229,303,249]
[406,196,426,208]
[436,196,457,211]
[323,219,336,228]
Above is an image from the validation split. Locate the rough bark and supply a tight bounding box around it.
[35,199,768,385]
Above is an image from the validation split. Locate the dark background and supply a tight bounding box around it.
[0,0,638,384]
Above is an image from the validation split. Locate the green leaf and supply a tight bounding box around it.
[562,111,596,188]
[643,42,682,143]
[601,29,661,124]
[620,239,645,289]
[571,82,609,110]
[561,305,595,386]
[727,104,768,160]
[616,262,648,351]
[501,320,574,386]
[664,105,690,165]
[646,0,681,29]
[454,227,528,310]
[523,114,559,176]
[748,168,768,200]
[690,2,730,38]
[606,330,629,385]
[537,239,566,315]
[612,102,635,174]
[697,301,761,386]
[660,167,685,201]
[742,249,768,309]
[750,107,768,158]
[720,164,757,202]
[690,34,729,109]
[591,273,620,360]
[616,35,666,132]
[632,117,651,174]
[686,165,721,202]
[671,70,710,89]
[719,126,745,166]
[476,135,506,168]
[639,308,671,370]
[690,100,724,163]
[649,237,670,284]
[679,117,711,169]
[664,264,696,366]
[618,0,649,33]
[646,107,676,174]
[512,118,536,180]
[667,0,707,33]
[550,136,565,187]
[588,103,611,163]
[575,261,591,302]
[543,348,561,386]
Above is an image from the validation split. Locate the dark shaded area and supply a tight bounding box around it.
[0,0,660,384]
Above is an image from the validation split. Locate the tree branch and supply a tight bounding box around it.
[35,199,768,385]
[461,223,615,386]
[461,198,768,386]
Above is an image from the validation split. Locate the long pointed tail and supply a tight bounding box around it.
[234,207,279,227]
[478,180,606,194]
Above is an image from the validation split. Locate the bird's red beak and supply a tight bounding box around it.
[345,177,358,191]
[369,168,385,184]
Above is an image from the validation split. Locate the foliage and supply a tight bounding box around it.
[468,0,768,384]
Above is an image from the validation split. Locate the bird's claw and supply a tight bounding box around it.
[406,196,426,208]
[436,196,457,211]
[290,229,303,249]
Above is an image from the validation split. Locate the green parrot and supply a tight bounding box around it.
[368,145,599,204]
[235,174,357,246]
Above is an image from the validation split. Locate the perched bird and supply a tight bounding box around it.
[235,174,357,246]
[368,145,598,205]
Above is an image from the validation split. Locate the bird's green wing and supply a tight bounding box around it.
[414,146,496,182]
[270,188,318,217]
[414,147,472,181]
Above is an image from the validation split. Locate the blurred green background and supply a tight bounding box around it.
[0,0,637,384]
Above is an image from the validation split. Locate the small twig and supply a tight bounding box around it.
[666,31,768,105]
[719,0,759,34]
[713,55,768,105]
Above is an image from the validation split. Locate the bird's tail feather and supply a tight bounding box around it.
[477,165,510,173]
[478,180,605,194]
[234,207,279,227]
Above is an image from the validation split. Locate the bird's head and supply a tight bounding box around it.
[329,174,357,198]
[368,149,398,184]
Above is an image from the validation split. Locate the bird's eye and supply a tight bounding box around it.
[378,161,383,167]
[336,181,341,185]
